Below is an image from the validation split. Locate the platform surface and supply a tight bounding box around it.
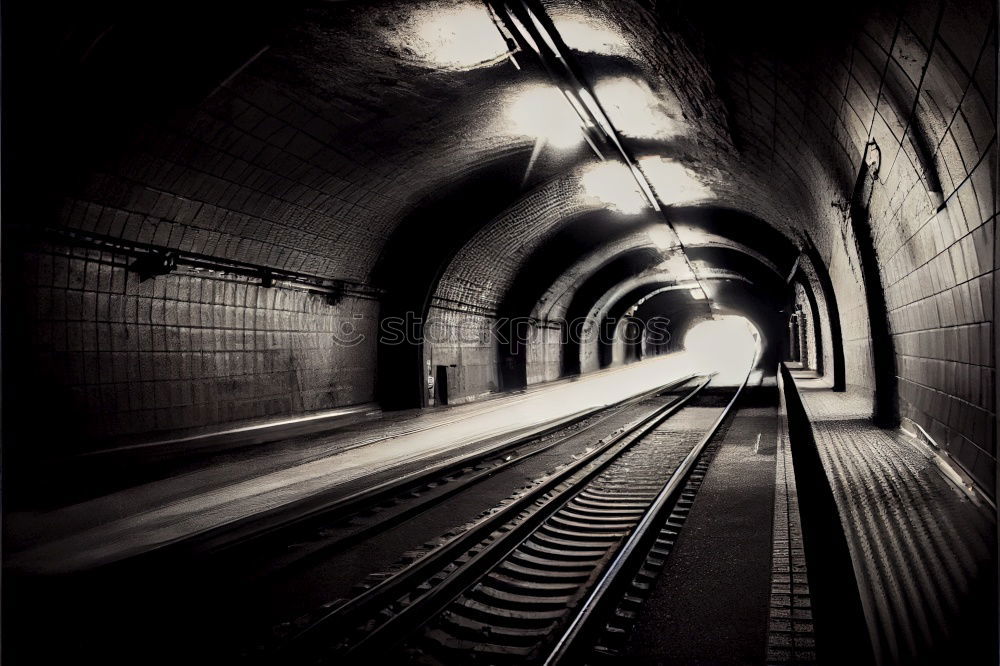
[787,368,996,665]
[8,353,713,574]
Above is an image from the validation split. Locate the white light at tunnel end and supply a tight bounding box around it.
[683,316,761,385]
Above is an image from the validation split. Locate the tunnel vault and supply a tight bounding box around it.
[1,0,994,502]
[372,152,535,409]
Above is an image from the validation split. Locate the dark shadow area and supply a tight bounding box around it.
[779,363,875,666]
[849,160,899,427]
[372,154,536,409]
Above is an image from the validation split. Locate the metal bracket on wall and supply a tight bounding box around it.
[129,250,177,281]
[30,225,383,303]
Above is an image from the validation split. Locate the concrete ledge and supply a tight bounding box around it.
[782,364,996,665]
[767,367,816,664]
[79,403,382,462]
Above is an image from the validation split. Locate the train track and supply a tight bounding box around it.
[5,373,711,666]
[273,362,753,665]
[112,373,698,576]
[197,374,702,576]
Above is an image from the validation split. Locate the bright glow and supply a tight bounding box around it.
[388,4,508,71]
[656,253,695,276]
[638,156,713,204]
[580,162,648,214]
[527,7,563,57]
[646,225,676,251]
[683,316,761,385]
[552,15,632,56]
[505,8,540,54]
[505,85,584,149]
[628,163,661,211]
[577,88,615,136]
[562,90,594,128]
[594,78,679,139]
[690,288,706,300]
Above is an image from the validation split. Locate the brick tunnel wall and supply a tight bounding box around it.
[426,174,602,403]
[526,228,676,384]
[710,0,997,492]
[8,242,378,447]
[5,2,540,445]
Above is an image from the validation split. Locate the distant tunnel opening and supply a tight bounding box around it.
[682,315,762,384]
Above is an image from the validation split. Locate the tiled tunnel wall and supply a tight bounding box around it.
[6,5,537,446]
[714,0,997,492]
[4,0,995,492]
[854,1,996,491]
[8,242,378,448]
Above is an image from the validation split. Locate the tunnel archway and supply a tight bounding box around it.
[493,212,658,391]
[560,247,667,376]
[799,236,847,391]
[372,153,536,409]
[630,277,789,374]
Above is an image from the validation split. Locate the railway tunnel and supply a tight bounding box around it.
[1,0,996,664]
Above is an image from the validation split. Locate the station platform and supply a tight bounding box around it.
[615,364,995,665]
[7,353,714,575]
[779,366,996,664]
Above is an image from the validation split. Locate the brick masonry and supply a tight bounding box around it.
[7,0,995,473]
[10,242,377,449]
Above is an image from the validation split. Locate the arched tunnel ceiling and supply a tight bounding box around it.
[3,0,995,489]
[8,0,993,277]
[6,0,950,300]
[7,0,832,273]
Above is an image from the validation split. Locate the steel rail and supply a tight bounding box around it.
[237,374,704,573]
[542,357,759,665]
[282,376,712,661]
